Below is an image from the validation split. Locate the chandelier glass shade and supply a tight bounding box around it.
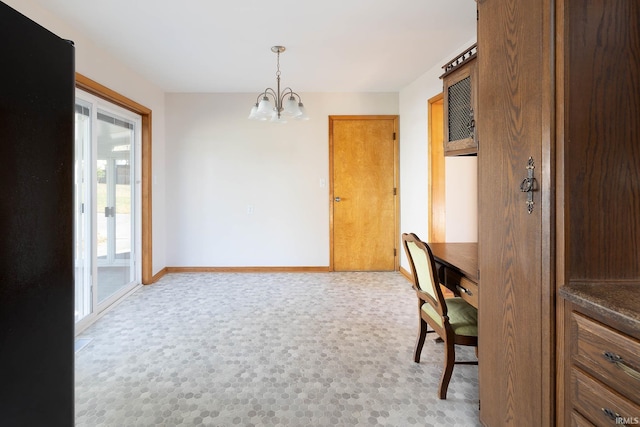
[248,46,309,123]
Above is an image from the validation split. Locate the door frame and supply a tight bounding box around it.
[328,115,400,271]
[428,93,446,242]
[76,73,154,284]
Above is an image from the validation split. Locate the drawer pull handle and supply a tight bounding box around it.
[602,408,621,421]
[603,351,640,381]
[457,285,473,296]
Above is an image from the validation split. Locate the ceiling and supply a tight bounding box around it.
[30,0,477,93]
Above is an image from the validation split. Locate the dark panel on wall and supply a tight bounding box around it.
[0,2,75,425]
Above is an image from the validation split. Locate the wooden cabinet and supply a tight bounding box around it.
[477,0,552,424]
[441,44,477,156]
[563,295,640,427]
[558,1,640,425]
[476,0,640,426]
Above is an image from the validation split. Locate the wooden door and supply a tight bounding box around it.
[477,0,555,425]
[330,116,398,271]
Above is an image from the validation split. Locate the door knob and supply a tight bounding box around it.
[334,197,341,202]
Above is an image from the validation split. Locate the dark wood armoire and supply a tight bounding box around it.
[476,0,640,426]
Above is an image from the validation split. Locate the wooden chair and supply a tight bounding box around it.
[402,233,478,399]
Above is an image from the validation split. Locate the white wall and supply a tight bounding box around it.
[5,0,168,276]
[444,156,478,242]
[165,92,398,267]
[8,0,476,272]
[398,38,478,270]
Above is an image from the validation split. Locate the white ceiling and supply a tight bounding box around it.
[31,0,477,93]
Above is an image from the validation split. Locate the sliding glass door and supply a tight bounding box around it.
[75,89,141,331]
[96,111,135,303]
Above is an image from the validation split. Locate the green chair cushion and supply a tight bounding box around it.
[421,297,478,337]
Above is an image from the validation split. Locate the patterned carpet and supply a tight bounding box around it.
[75,272,480,426]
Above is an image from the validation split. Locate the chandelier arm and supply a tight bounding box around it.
[285,90,303,102]
[255,89,277,105]
[265,88,278,99]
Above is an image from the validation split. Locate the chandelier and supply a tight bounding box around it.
[248,46,309,123]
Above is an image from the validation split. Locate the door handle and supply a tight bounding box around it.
[519,157,537,214]
[104,206,114,217]
[334,197,341,202]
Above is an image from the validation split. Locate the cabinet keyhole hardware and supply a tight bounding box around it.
[603,351,640,380]
[601,407,622,422]
[467,108,476,139]
[519,157,537,214]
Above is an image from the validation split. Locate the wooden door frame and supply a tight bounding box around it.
[75,73,154,285]
[428,94,446,243]
[328,115,400,271]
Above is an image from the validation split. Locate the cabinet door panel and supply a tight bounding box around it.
[565,0,640,281]
[443,56,477,156]
[477,0,554,425]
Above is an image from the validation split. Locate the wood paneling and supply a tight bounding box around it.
[477,0,555,425]
[329,116,399,271]
[565,0,640,281]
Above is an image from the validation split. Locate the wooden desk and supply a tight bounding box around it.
[428,242,478,309]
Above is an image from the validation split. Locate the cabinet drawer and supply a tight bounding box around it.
[572,368,640,427]
[456,276,478,308]
[571,311,640,404]
[571,411,596,427]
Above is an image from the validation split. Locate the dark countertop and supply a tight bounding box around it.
[559,283,640,334]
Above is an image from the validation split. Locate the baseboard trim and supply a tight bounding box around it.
[399,266,412,282]
[148,267,168,284]
[165,266,331,273]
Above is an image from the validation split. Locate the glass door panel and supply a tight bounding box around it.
[96,110,135,304]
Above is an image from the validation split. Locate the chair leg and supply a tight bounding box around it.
[414,318,428,363]
[438,339,456,399]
